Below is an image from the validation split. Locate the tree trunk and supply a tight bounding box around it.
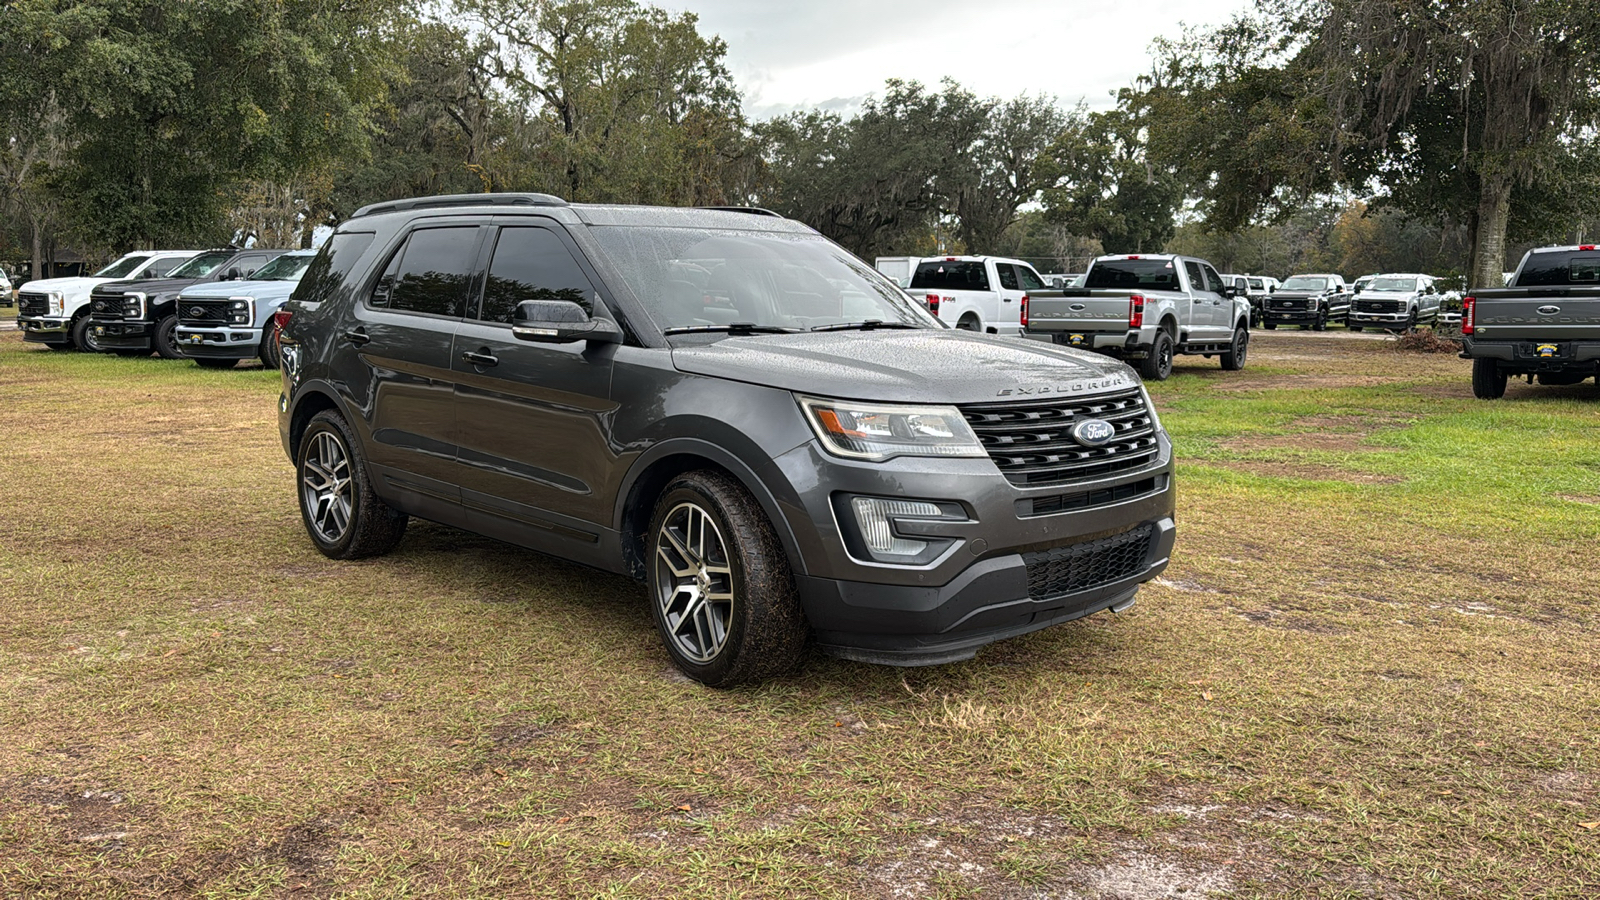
[1470,176,1512,291]
[31,221,43,280]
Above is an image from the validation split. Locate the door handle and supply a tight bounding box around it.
[1002,297,1013,303]
[342,328,370,346]
[462,350,498,368]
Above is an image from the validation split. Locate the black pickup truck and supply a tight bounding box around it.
[1460,246,1600,398]
[88,248,285,358]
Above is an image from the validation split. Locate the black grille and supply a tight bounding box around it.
[1355,300,1402,313]
[1273,298,1310,310]
[178,299,231,326]
[960,389,1159,488]
[1021,476,1163,517]
[89,293,127,321]
[1023,524,1155,600]
[18,292,49,317]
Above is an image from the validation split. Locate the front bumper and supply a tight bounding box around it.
[772,434,1176,665]
[19,317,68,342]
[1348,311,1413,326]
[91,319,154,350]
[175,326,263,358]
[1263,307,1319,323]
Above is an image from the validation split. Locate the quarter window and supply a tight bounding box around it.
[478,227,598,324]
[375,227,480,317]
[996,264,1020,291]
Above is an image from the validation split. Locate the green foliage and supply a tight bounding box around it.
[1039,108,1185,254]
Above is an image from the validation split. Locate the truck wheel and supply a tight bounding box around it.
[1311,308,1327,331]
[1398,310,1418,334]
[194,357,236,369]
[647,470,808,687]
[1220,327,1248,371]
[956,314,980,332]
[258,326,282,369]
[1471,358,1507,400]
[153,314,184,359]
[70,316,105,353]
[1138,330,1175,381]
[297,410,409,559]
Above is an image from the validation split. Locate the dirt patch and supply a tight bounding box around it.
[1557,494,1600,506]
[1213,374,1399,392]
[1239,608,1345,635]
[1223,431,1396,453]
[1198,460,1405,484]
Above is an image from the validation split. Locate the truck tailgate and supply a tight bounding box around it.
[1473,290,1600,340]
[1026,290,1131,332]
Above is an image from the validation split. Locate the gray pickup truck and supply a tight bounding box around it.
[1460,245,1600,398]
[1022,253,1252,380]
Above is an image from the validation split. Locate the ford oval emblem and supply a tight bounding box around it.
[1071,418,1117,447]
[1537,305,1561,315]
[189,306,206,317]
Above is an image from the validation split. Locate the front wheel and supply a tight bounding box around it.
[1220,327,1248,371]
[1138,329,1175,381]
[70,316,103,353]
[297,410,408,559]
[258,324,283,369]
[1311,308,1328,331]
[648,470,808,687]
[153,314,184,359]
[1471,358,1507,400]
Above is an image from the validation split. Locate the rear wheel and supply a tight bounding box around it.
[956,314,980,332]
[297,410,408,559]
[153,314,183,359]
[1471,358,1507,400]
[1138,329,1175,381]
[258,325,282,369]
[647,470,808,687]
[1220,327,1248,371]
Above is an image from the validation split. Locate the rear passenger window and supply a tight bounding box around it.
[375,227,479,317]
[996,264,1020,291]
[478,227,597,324]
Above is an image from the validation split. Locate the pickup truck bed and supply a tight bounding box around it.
[1459,246,1600,398]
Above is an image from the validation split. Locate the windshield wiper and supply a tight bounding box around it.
[662,322,802,336]
[809,320,921,332]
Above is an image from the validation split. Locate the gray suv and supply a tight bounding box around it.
[276,194,1177,685]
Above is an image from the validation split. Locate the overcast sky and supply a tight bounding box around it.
[676,0,1252,120]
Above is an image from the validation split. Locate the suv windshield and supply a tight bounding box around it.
[251,254,314,282]
[1370,277,1417,292]
[93,255,152,278]
[586,227,939,334]
[1084,258,1182,290]
[1282,276,1329,291]
[167,251,237,279]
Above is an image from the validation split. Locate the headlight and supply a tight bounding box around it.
[123,292,147,319]
[228,296,254,325]
[48,291,64,315]
[798,396,985,461]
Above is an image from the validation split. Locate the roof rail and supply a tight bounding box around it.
[351,193,570,219]
[697,206,784,218]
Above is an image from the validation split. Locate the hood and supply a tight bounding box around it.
[16,276,110,296]
[93,275,211,299]
[670,330,1139,405]
[178,277,299,301]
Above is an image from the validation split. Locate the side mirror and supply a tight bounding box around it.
[512,298,621,345]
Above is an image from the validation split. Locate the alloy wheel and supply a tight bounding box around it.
[302,431,354,543]
[654,502,735,664]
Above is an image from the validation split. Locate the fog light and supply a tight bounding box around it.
[850,498,941,557]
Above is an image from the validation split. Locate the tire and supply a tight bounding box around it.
[1220,327,1248,371]
[296,410,408,559]
[1471,358,1507,400]
[1138,329,1175,381]
[70,315,103,353]
[1263,321,1277,331]
[153,314,184,359]
[194,357,236,369]
[647,470,808,687]
[1399,310,1418,334]
[956,314,980,332]
[1311,308,1327,331]
[258,324,282,370]
[1349,325,1363,333]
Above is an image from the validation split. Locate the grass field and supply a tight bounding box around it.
[0,330,1596,899]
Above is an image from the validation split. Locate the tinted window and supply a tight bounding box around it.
[1517,253,1600,286]
[1202,265,1225,294]
[378,227,479,317]
[143,256,191,278]
[1248,278,1264,290]
[294,232,376,306]
[251,254,314,282]
[479,227,597,324]
[94,255,152,278]
[168,251,236,279]
[1370,277,1418,292]
[1015,265,1046,291]
[234,255,271,278]
[996,264,1020,291]
[1084,258,1181,290]
[910,261,990,292]
[1183,261,1204,291]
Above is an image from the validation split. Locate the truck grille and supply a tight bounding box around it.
[960,389,1159,488]
[1023,524,1154,600]
[1272,298,1310,310]
[89,293,127,321]
[1355,300,1402,313]
[18,292,49,317]
[178,299,231,326]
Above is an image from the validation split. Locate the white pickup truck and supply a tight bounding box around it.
[17,251,197,350]
[903,255,1048,335]
[1021,253,1252,380]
